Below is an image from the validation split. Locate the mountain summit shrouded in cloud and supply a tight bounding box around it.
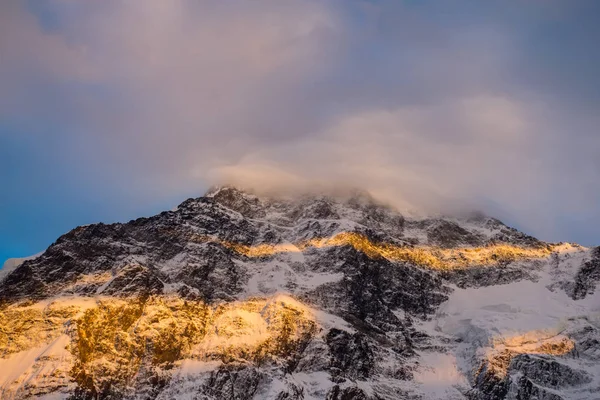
[1,186,599,398]
[1,0,600,264]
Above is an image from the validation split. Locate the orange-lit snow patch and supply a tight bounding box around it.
[492,330,574,357]
[0,294,317,396]
[483,330,575,378]
[190,231,552,270]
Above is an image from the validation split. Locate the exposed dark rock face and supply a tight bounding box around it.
[426,220,485,248]
[511,376,564,400]
[470,352,511,400]
[304,246,448,333]
[471,352,592,400]
[210,187,268,219]
[341,254,446,321]
[101,262,165,297]
[0,197,257,304]
[200,365,267,400]
[483,218,546,249]
[551,246,600,301]
[570,247,600,300]
[326,329,375,381]
[510,354,591,389]
[568,325,600,361]
[326,385,370,400]
[440,263,538,289]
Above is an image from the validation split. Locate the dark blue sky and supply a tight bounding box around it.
[1,0,599,266]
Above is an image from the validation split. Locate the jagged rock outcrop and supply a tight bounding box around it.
[569,247,600,300]
[471,352,591,400]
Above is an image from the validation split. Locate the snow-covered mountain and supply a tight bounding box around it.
[0,186,599,399]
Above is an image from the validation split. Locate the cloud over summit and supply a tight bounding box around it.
[1,0,599,250]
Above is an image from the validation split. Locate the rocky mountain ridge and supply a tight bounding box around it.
[0,186,599,399]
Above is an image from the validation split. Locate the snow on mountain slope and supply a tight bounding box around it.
[431,247,600,399]
[0,334,73,399]
[0,186,599,399]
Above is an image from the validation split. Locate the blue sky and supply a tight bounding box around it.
[1,0,599,266]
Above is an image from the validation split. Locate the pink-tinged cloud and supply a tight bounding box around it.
[1,0,599,248]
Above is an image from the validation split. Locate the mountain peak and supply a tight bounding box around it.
[1,188,599,399]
